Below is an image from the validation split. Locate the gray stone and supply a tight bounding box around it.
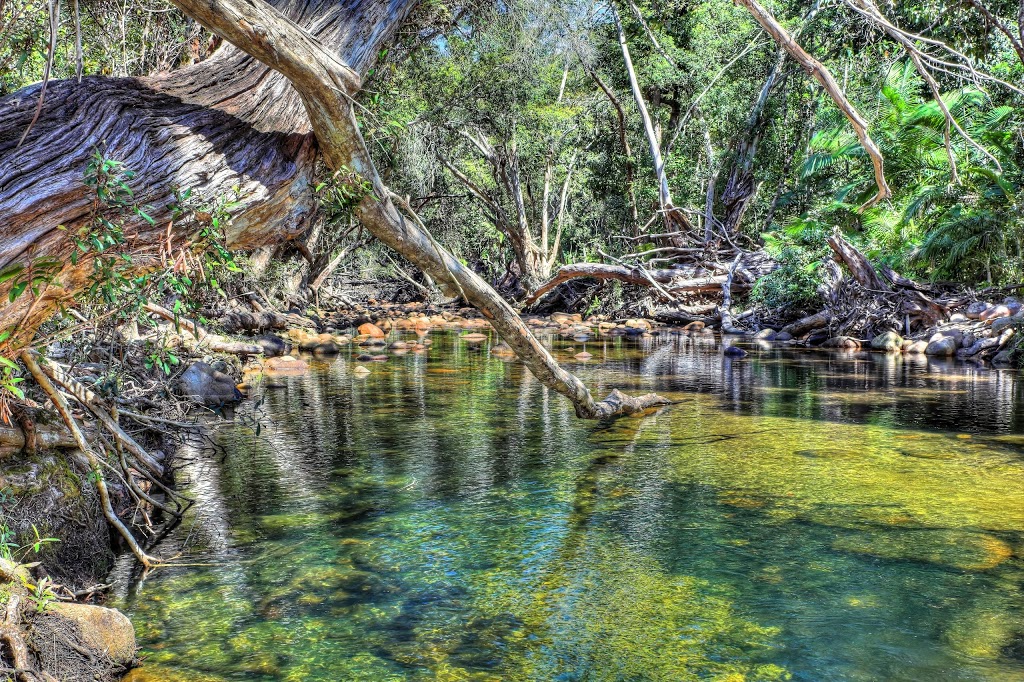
[256,334,290,357]
[177,362,241,406]
[991,315,1023,335]
[993,350,1015,365]
[965,301,990,319]
[753,329,777,340]
[723,346,748,358]
[925,336,958,356]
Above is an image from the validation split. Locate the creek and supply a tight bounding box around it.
[114,331,1024,681]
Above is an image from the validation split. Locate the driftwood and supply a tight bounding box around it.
[826,230,947,334]
[781,310,832,336]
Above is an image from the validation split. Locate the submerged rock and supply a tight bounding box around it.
[723,346,747,358]
[833,529,1013,571]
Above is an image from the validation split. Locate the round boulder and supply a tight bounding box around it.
[357,323,386,338]
[925,336,958,356]
[870,331,903,352]
[48,602,136,665]
[177,362,242,406]
[965,301,990,319]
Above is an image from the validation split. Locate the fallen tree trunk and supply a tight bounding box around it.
[0,0,419,345]
[781,310,832,336]
[219,311,316,334]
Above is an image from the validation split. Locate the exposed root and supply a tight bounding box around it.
[19,352,161,571]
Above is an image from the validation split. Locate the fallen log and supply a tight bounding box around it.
[781,310,832,337]
[144,303,262,355]
[524,263,742,306]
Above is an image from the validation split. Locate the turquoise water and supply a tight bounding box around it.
[117,331,1024,681]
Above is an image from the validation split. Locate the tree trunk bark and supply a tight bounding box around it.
[0,0,419,344]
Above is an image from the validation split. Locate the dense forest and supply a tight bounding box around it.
[0,0,1023,678]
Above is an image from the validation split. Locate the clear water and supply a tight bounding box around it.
[116,331,1024,681]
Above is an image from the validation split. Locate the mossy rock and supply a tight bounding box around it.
[833,529,1013,571]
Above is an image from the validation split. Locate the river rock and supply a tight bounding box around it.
[357,323,386,338]
[683,321,705,332]
[49,602,136,665]
[904,340,929,354]
[774,331,793,341]
[263,356,308,376]
[822,336,860,349]
[965,301,990,319]
[723,345,747,358]
[981,304,1012,321]
[550,312,583,325]
[990,314,1022,334]
[753,329,776,340]
[992,350,1014,365]
[178,362,241,406]
[256,334,290,357]
[1006,297,1022,314]
[925,336,958,356]
[623,318,652,334]
[870,331,903,352]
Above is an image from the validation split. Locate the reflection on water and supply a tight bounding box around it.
[117,332,1024,681]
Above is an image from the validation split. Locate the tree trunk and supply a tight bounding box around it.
[0,0,419,344]
[736,0,890,209]
[611,4,690,234]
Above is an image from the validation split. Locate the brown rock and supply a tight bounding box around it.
[357,323,386,338]
[50,602,136,665]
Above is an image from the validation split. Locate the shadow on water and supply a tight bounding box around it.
[114,331,1024,682]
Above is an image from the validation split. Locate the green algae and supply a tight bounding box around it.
[117,333,1024,681]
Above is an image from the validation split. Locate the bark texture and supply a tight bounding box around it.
[0,0,419,341]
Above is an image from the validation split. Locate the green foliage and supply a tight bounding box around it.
[751,222,828,313]
[315,165,374,221]
[796,62,1023,284]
